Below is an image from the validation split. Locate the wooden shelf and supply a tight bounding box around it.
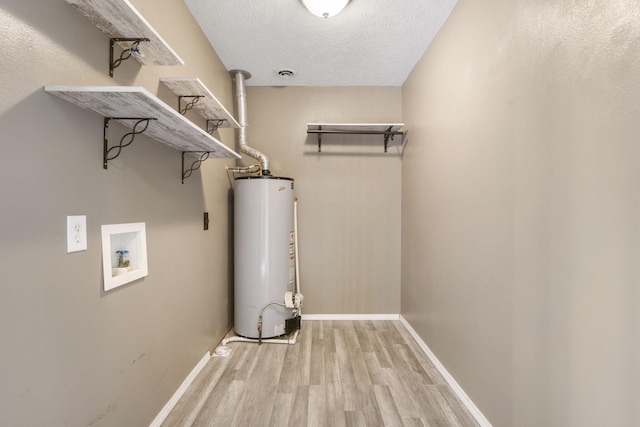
[160,77,240,129]
[308,123,404,133]
[44,85,240,159]
[307,123,405,153]
[65,0,184,72]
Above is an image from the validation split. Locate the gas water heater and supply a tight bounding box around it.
[234,176,296,339]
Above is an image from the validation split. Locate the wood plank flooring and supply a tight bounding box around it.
[161,320,479,427]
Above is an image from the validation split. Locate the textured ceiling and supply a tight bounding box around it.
[184,0,457,87]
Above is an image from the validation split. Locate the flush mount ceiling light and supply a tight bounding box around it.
[301,0,350,18]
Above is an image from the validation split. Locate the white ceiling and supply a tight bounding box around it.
[184,0,457,87]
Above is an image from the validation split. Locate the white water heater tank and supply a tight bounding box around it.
[234,176,295,338]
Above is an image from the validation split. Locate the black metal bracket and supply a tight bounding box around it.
[307,126,403,153]
[103,117,156,169]
[178,95,203,115]
[109,38,150,77]
[182,151,212,184]
[206,119,226,135]
[383,126,394,153]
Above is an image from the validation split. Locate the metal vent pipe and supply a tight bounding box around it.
[230,70,270,175]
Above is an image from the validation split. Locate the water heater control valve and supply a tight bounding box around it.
[284,291,294,308]
[284,292,304,309]
[294,293,304,308]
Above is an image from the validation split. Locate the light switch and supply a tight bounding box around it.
[67,215,87,253]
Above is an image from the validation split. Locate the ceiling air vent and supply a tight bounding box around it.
[276,69,296,79]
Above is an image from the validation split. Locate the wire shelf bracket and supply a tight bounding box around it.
[206,119,226,135]
[182,151,212,184]
[109,38,150,77]
[178,95,203,115]
[103,117,156,169]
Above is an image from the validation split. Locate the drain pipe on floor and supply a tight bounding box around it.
[230,69,271,176]
[221,330,299,346]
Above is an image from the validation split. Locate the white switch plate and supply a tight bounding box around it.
[67,215,87,253]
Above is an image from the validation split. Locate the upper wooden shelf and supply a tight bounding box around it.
[44,85,240,158]
[307,123,405,153]
[160,77,240,128]
[65,0,184,70]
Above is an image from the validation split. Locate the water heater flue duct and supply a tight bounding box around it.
[230,69,271,175]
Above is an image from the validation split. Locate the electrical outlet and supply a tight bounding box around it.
[67,215,87,253]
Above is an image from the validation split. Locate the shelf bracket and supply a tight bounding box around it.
[178,95,203,115]
[182,151,211,184]
[383,126,394,153]
[109,38,150,77]
[206,119,226,135]
[103,117,156,169]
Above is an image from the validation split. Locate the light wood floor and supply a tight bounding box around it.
[162,320,479,427]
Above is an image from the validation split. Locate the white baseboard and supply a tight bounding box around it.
[301,313,400,321]
[399,315,492,427]
[149,351,211,427]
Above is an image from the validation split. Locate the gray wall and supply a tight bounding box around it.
[246,87,402,315]
[402,0,640,426]
[0,0,237,425]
